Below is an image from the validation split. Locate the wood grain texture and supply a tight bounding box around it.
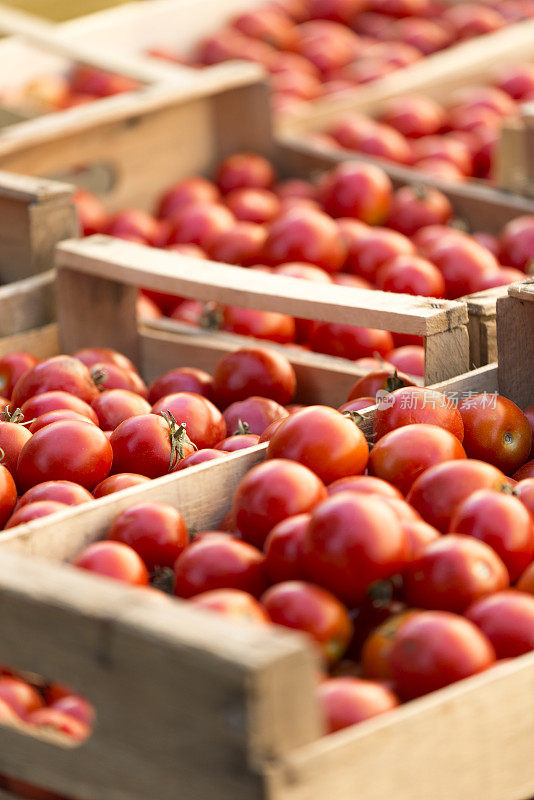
[0,321,58,359]
[497,293,534,408]
[0,270,54,337]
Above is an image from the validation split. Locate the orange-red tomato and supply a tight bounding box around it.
[373,386,464,443]
[318,677,399,733]
[190,588,269,624]
[361,611,418,680]
[347,369,415,401]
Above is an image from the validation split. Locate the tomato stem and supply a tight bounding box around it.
[160,411,198,471]
[234,419,250,435]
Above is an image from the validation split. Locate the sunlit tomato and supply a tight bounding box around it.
[11,356,98,408]
[20,390,98,424]
[90,363,148,398]
[450,85,517,119]
[106,208,159,245]
[263,513,309,583]
[73,188,108,235]
[414,157,466,182]
[90,389,151,431]
[74,540,149,586]
[309,323,394,362]
[5,500,68,529]
[307,0,365,23]
[347,369,414,403]
[0,352,39,399]
[332,114,413,163]
[458,394,531,476]
[0,418,32,476]
[373,386,464,443]
[296,20,360,73]
[157,176,220,219]
[215,153,275,194]
[493,62,534,101]
[110,413,195,478]
[166,203,235,251]
[74,347,138,374]
[50,694,95,727]
[514,460,534,481]
[262,581,353,665]
[233,458,326,548]
[220,305,296,344]
[209,222,268,267]
[443,3,504,39]
[190,588,269,623]
[222,396,288,436]
[151,392,226,450]
[319,676,398,733]
[478,267,526,290]
[376,254,446,298]
[268,406,369,484]
[305,492,408,605]
[431,237,500,298]
[175,449,229,470]
[412,135,473,176]
[381,94,447,139]
[404,534,509,612]
[26,706,90,742]
[107,502,188,570]
[29,409,96,434]
[224,187,280,225]
[274,179,317,201]
[16,481,92,510]
[0,677,44,718]
[318,162,392,224]
[327,474,403,500]
[517,557,534,593]
[212,347,296,408]
[402,518,440,559]
[174,536,267,598]
[385,184,452,237]
[341,226,415,282]
[370,424,466,496]
[499,216,534,271]
[93,472,151,497]
[263,207,346,273]
[466,591,534,658]
[389,346,425,377]
[391,610,495,700]
[413,225,466,257]
[258,417,288,443]
[216,433,260,452]
[338,398,377,415]
[0,464,17,528]
[17,421,112,492]
[148,367,213,405]
[361,611,418,680]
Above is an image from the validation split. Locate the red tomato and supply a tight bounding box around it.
[402,518,440,559]
[215,434,260,451]
[212,347,296,408]
[466,591,534,658]
[20,390,98,424]
[450,85,517,118]
[262,581,353,665]
[0,352,39,399]
[258,417,288,442]
[209,222,268,267]
[220,305,296,344]
[263,207,346,273]
[73,188,108,235]
[388,345,425,377]
[106,208,159,245]
[514,460,534,481]
[330,116,413,164]
[296,20,360,73]
[380,94,447,138]
[74,540,149,586]
[151,392,226,449]
[16,481,93,510]
[370,424,466,495]
[190,588,269,624]
[361,611,417,681]
[274,179,317,201]
[93,473,151,497]
[429,235,500,298]
[347,369,414,401]
[493,62,534,101]
[0,420,32,476]
[110,413,196,478]
[390,610,495,700]
[319,676,399,733]
[517,560,534,594]
[157,176,220,220]
[222,396,288,436]
[303,492,408,605]
[167,203,235,251]
[267,406,369,484]
[499,215,534,271]
[215,153,275,194]
[0,677,44,717]
[73,347,138,374]
[458,394,531,476]
[327,474,403,500]
[233,458,327,547]
[5,501,71,529]
[412,135,473,176]
[273,262,333,283]
[376,254,445,298]
[90,362,148,398]
[338,398,377,414]
[407,457,511,530]
[224,188,280,224]
[51,695,95,727]
[91,389,151,430]
[11,356,98,408]
[373,386,464,443]
[148,367,213,405]
[318,162,392,224]
[309,324,394,362]
[29,409,96,434]
[385,185,452,236]
[175,449,229,470]
[107,502,189,570]
[26,707,90,742]
[341,225,415,283]
[307,0,365,23]
[0,465,17,528]
[174,537,267,598]
[263,513,309,583]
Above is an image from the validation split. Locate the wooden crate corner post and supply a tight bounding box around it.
[497,281,534,408]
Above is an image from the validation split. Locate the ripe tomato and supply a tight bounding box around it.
[514,460,534,481]
[263,207,346,273]
[151,392,226,449]
[296,20,360,73]
[347,369,414,401]
[209,222,268,267]
[74,540,149,586]
[148,367,213,405]
[110,413,196,478]
[93,473,151,497]
[5,500,70,529]
[215,153,275,194]
[73,188,108,235]
[267,406,369,484]
[390,610,495,699]
[499,215,534,271]
[0,677,44,718]
[90,362,148,398]
[309,324,394,361]
[20,390,98,424]
[0,465,17,528]
[50,694,95,727]
[385,185,452,236]
[107,502,188,571]
[29,410,96,434]
[327,474,403,500]
[341,225,415,283]
[0,419,32,476]
[233,459,326,547]
[263,513,309,583]
[466,591,534,658]
[493,62,534,101]
[0,352,39,399]
[515,477,534,519]
[404,534,509,612]
[215,434,260,452]
[220,305,296,344]
[338,397,377,414]
[318,677,399,733]
[11,356,98,408]
[373,386,464,443]
[222,396,288,436]
[106,209,159,245]
[318,162,392,224]
[90,389,151,430]
[224,187,280,224]
[376,254,446,298]
[407,459,509,532]
[262,581,353,665]
[157,176,220,219]
[73,347,138,374]
[304,492,408,606]
[175,449,229,470]
[174,537,267,598]
[212,347,296,408]
[190,588,269,624]
[16,480,93,510]
[370,423,466,495]
[380,94,447,138]
[388,345,425,377]
[361,611,418,680]
[167,203,235,251]
[458,394,531,475]
[258,417,288,442]
[401,519,440,559]
[429,236,500,298]
[26,707,90,742]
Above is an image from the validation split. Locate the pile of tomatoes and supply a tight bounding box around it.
[321,61,534,182]
[151,0,534,112]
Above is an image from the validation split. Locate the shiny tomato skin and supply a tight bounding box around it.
[262,581,353,665]
[29,409,95,434]
[224,187,280,224]
[263,513,309,583]
[174,537,267,598]
[233,459,327,548]
[74,540,149,586]
[373,386,464,443]
[209,222,268,267]
[215,434,260,452]
[385,185,452,236]
[212,347,296,408]
[5,501,69,529]
[309,324,394,362]
[21,390,98,424]
[450,488,534,581]
[347,369,415,401]
[151,392,226,449]
[341,226,415,283]
[148,367,213,405]
[11,356,98,408]
[499,215,534,271]
[215,153,275,194]
[258,417,287,443]
[91,389,151,430]
[0,352,39,399]
[338,397,377,414]
[267,406,369,484]
[166,202,235,251]
[369,423,466,495]
[223,396,289,436]
[263,207,347,273]
[403,534,509,612]
[26,707,90,742]
[380,94,447,138]
[319,676,399,733]
[390,610,496,700]
[175,449,229,470]
[93,473,151,497]
[220,305,296,344]
[157,176,220,219]
[190,588,269,624]
[17,421,112,492]
[402,519,441,559]
[304,492,408,606]
[361,611,418,681]
[388,345,425,377]
[376,254,446,298]
[0,677,44,717]
[0,465,17,528]
[407,459,509,533]
[514,460,534,482]
[73,347,138,374]
[458,394,532,476]
[90,362,148,398]
[110,414,195,478]
[0,421,32,476]
[107,502,189,570]
[466,591,534,658]
[318,162,393,225]
[16,480,93,510]
[515,477,534,519]
[327,474,403,500]
[430,237,500,299]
